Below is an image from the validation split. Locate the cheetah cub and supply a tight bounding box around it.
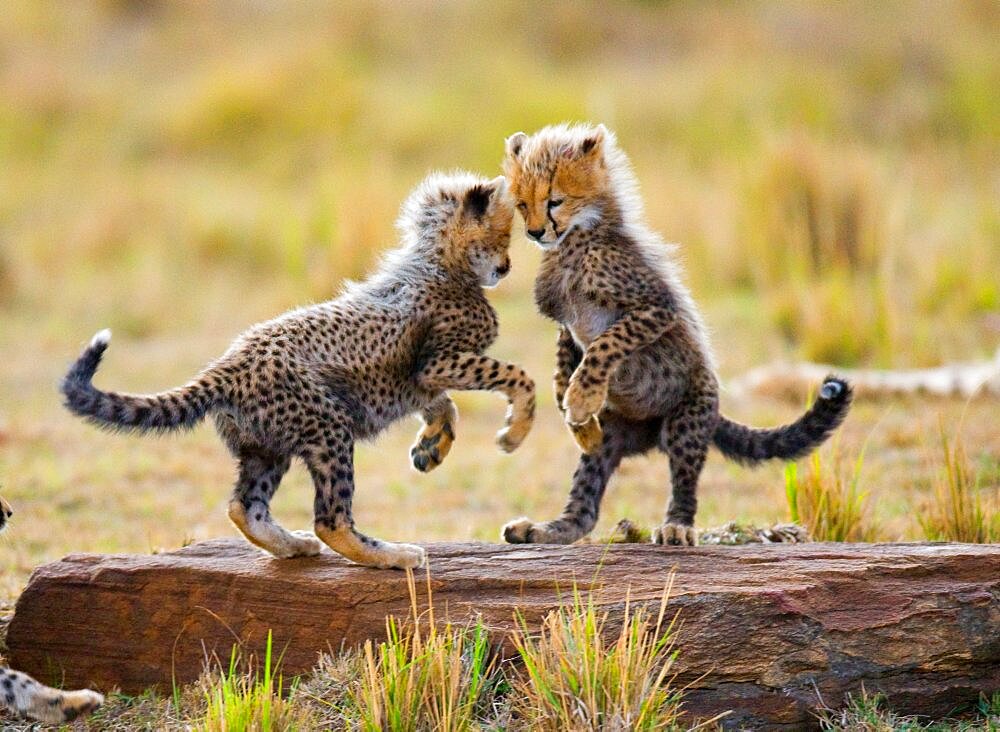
[501,123,852,546]
[0,498,104,723]
[61,172,534,569]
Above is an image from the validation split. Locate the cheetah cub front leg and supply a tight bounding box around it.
[0,668,104,724]
[416,351,536,455]
[410,396,458,473]
[563,372,608,455]
[552,327,604,454]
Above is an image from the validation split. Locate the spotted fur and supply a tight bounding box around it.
[501,123,852,546]
[0,499,104,723]
[62,172,534,569]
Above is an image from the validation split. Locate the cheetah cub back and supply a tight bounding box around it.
[61,172,535,570]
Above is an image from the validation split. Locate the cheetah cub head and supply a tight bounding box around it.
[399,172,514,288]
[503,123,615,250]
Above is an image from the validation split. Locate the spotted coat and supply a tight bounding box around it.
[501,123,852,546]
[61,172,535,569]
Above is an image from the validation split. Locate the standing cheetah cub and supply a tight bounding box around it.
[501,123,852,546]
[61,172,534,569]
[0,498,104,723]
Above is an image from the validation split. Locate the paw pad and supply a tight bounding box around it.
[410,425,453,472]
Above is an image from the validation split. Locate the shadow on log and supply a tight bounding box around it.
[8,539,1000,729]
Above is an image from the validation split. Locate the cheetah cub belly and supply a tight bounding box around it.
[0,498,104,724]
[501,123,852,547]
[61,173,535,570]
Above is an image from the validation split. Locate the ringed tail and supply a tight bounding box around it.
[61,329,221,433]
[713,376,853,465]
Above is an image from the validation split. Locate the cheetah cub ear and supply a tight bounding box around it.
[560,123,608,161]
[505,132,527,159]
[461,175,507,220]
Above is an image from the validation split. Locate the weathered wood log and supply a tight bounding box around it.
[8,539,999,729]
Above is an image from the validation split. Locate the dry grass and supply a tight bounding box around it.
[509,583,690,731]
[197,631,312,732]
[784,443,878,543]
[346,572,503,732]
[818,688,1000,732]
[919,423,1000,543]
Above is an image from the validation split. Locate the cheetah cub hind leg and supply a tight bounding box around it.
[653,522,699,547]
[228,501,323,558]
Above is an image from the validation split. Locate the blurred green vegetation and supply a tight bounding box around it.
[1,0,997,366]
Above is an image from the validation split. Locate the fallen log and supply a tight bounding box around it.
[8,539,999,729]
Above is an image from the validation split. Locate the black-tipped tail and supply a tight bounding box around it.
[61,329,217,434]
[713,376,853,465]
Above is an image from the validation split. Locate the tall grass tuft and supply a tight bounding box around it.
[198,630,310,732]
[348,570,502,732]
[509,580,691,731]
[919,425,999,544]
[785,445,877,542]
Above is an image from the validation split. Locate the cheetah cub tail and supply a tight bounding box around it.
[61,329,223,434]
[713,376,853,465]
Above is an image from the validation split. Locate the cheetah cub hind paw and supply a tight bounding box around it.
[502,517,578,544]
[502,517,536,543]
[282,530,324,557]
[377,542,427,570]
[653,522,698,547]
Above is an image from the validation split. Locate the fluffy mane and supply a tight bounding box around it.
[344,170,495,295]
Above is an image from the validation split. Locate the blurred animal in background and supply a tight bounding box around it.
[600,518,811,545]
[0,497,104,724]
[60,172,534,570]
[728,348,1000,402]
[501,123,852,547]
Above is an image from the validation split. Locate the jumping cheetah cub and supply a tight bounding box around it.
[0,498,104,723]
[62,172,534,569]
[501,123,852,546]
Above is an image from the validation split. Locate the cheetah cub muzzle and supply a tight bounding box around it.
[61,172,535,570]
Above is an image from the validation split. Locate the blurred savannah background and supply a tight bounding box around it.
[1,0,998,601]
